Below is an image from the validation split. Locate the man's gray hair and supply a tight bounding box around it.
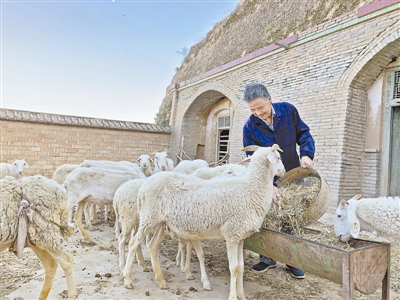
[243,83,270,103]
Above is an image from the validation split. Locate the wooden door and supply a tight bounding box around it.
[389,106,400,196]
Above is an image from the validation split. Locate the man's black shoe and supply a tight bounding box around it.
[286,265,305,279]
[251,260,277,272]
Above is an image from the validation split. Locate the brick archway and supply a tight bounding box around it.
[338,25,400,88]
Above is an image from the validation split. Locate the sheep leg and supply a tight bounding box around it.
[83,203,93,230]
[135,241,150,272]
[104,205,109,221]
[192,240,212,291]
[226,241,244,300]
[104,205,113,221]
[123,226,151,289]
[46,248,77,300]
[68,206,75,225]
[176,237,187,271]
[30,246,58,300]
[89,204,97,226]
[175,244,182,267]
[236,240,245,300]
[119,225,145,272]
[146,225,168,289]
[129,227,137,263]
[118,231,129,273]
[110,205,116,219]
[74,201,93,243]
[114,209,120,239]
[183,240,194,279]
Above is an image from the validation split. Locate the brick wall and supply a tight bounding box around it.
[166,3,400,220]
[0,109,171,177]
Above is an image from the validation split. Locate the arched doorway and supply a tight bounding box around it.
[179,92,234,164]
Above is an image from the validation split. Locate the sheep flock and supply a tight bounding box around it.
[1,149,399,300]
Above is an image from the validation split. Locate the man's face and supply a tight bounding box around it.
[247,97,272,122]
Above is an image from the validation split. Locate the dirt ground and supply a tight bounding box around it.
[1,217,399,300]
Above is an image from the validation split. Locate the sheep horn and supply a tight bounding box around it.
[239,156,251,165]
[271,144,283,152]
[351,194,362,200]
[242,145,260,152]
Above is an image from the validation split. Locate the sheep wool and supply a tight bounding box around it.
[123,144,285,300]
[0,176,21,250]
[173,159,209,175]
[20,175,74,251]
[52,164,79,184]
[0,175,76,300]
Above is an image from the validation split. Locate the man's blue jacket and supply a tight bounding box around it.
[242,102,315,173]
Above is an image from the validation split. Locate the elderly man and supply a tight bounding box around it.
[242,82,315,279]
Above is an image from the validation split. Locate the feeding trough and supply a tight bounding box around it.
[245,167,391,299]
[244,229,390,299]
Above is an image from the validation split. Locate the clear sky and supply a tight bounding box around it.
[1,0,239,124]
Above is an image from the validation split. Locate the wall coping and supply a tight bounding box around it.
[0,108,172,133]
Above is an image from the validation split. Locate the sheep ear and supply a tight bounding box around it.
[149,157,153,163]
[271,144,283,152]
[267,150,279,164]
[136,158,141,163]
[347,200,360,239]
[352,194,362,200]
[242,145,260,152]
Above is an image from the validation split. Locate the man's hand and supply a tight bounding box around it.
[272,186,280,204]
[300,156,315,169]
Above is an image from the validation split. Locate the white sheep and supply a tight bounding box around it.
[136,154,153,177]
[0,159,29,179]
[79,159,146,179]
[51,162,109,226]
[113,178,150,273]
[334,194,400,244]
[176,162,249,274]
[123,144,285,300]
[52,163,89,226]
[191,163,244,180]
[51,163,94,222]
[218,163,247,178]
[78,160,145,224]
[52,164,79,185]
[153,151,174,173]
[64,167,142,244]
[113,176,204,285]
[175,163,249,286]
[170,158,209,274]
[173,159,209,175]
[0,175,76,300]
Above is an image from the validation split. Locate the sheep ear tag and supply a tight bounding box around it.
[347,200,360,238]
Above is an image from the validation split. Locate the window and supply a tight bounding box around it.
[217,116,230,163]
[219,116,230,127]
[394,70,400,99]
